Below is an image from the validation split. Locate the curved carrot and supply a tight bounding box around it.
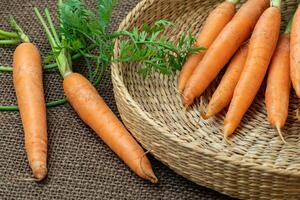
[178,0,239,92]
[266,33,290,142]
[182,0,269,107]
[63,73,158,183]
[224,3,281,138]
[291,6,300,98]
[13,43,47,181]
[202,44,248,119]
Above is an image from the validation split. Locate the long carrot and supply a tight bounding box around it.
[202,44,248,119]
[182,0,269,107]
[178,0,239,92]
[35,7,157,183]
[265,21,291,142]
[224,0,281,138]
[291,5,300,98]
[11,18,47,181]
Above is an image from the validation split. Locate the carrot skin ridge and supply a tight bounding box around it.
[13,43,48,181]
[203,44,248,119]
[265,34,290,134]
[182,0,269,106]
[224,7,281,137]
[63,73,158,183]
[178,0,237,92]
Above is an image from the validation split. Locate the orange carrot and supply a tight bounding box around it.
[202,44,248,119]
[178,0,239,92]
[266,32,291,142]
[224,3,281,138]
[63,73,158,183]
[13,42,47,181]
[291,5,300,98]
[182,0,269,107]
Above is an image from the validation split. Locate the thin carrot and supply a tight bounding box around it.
[35,6,158,183]
[265,23,291,143]
[291,5,300,98]
[182,0,269,107]
[224,1,281,138]
[202,44,248,119]
[11,17,47,181]
[178,0,239,92]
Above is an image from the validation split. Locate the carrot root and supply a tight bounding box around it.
[275,124,286,144]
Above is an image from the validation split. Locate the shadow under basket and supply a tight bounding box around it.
[112,0,300,199]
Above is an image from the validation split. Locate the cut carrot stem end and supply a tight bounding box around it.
[226,0,240,4]
[275,124,286,144]
[270,0,281,8]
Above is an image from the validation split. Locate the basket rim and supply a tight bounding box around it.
[111,0,300,178]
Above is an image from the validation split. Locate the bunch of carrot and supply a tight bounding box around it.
[179,0,298,141]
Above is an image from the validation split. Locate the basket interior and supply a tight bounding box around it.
[116,0,300,173]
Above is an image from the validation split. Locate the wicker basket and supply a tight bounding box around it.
[111,0,300,199]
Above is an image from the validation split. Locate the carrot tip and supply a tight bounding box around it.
[275,124,286,144]
[139,150,158,184]
[296,109,300,121]
[32,164,47,181]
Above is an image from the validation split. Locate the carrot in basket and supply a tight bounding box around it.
[182,0,269,107]
[291,5,300,98]
[202,44,248,119]
[35,6,158,183]
[224,1,281,138]
[178,0,239,92]
[265,20,291,143]
[11,17,47,181]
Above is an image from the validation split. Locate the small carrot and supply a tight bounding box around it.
[224,1,281,138]
[178,0,239,92]
[202,44,248,119]
[182,0,269,107]
[35,7,157,183]
[265,22,291,142]
[11,17,47,181]
[291,5,300,98]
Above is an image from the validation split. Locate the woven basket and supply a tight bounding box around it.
[111,0,300,199]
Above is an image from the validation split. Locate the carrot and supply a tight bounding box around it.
[202,44,248,119]
[35,7,157,183]
[265,22,291,142]
[178,0,239,92]
[182,0,269,107]
[63,73,157,183]
[12,17,47,181]
[291,5,300,98]
[224,1,281,138]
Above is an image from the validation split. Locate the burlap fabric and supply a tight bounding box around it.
[0,0,232,199]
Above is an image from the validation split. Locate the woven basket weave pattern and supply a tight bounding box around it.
[112,0,300,199]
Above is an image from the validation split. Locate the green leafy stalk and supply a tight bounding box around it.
[34,7,73,77]
[0,29,18,38]
[0,39,20,45]
[0,98,67,111]
[285,16,293,33]
[9,16,30,43]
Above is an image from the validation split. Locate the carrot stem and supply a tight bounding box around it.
[271,0,281,8]
[45,8,61,46]
[34,7,72,77]
[0,98,67,111]
[0,39,20,45]
[285,17,293,33]
[226,0,240,4]
[9,16,30,43]
[0,29,18,38]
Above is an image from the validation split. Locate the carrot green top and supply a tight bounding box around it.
[271,0,281,8]
[226,0,240,4]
